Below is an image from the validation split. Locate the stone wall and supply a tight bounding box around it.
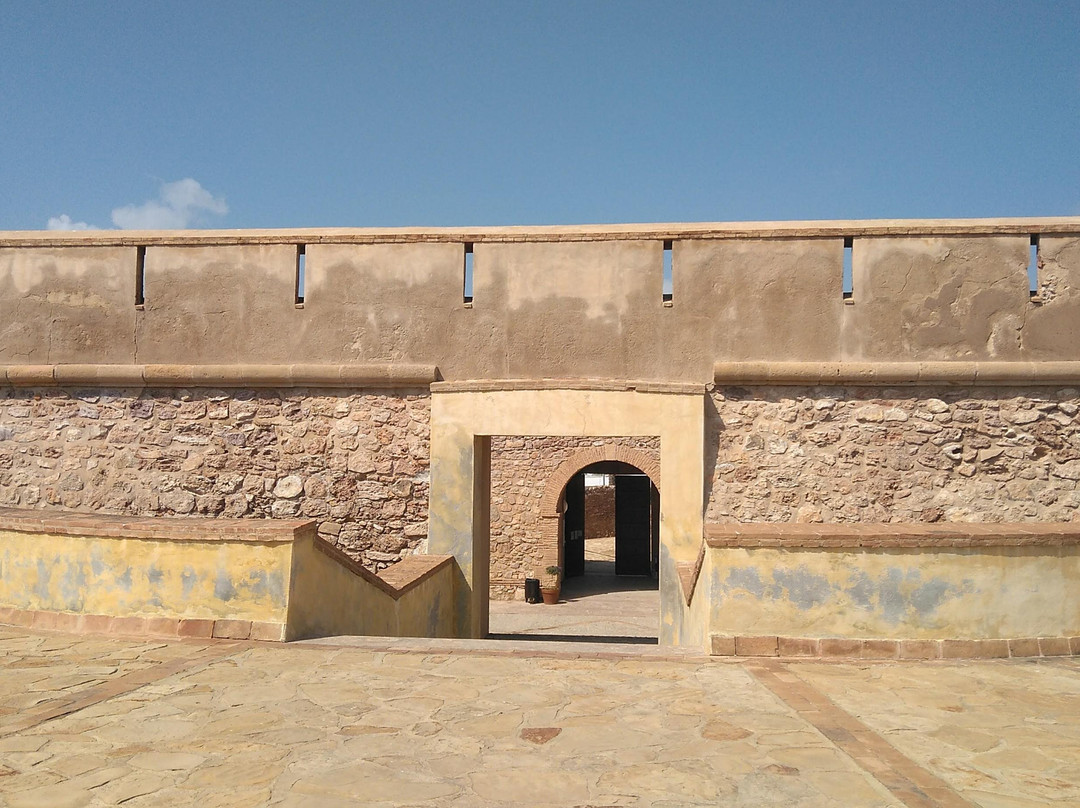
[707,386,1080,524]
[0,387,430,569]
[489,436,660,600]
[584,485,615,539]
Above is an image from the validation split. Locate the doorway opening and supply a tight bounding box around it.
[487,443,661,643]
[561,461,659,587]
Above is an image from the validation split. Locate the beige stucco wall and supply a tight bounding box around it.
[672,238,843,363]
[844,236,1030,361]
[136,245,302,364]
[706,545,1080,640]
[0,246,136,364]
[284,535,454,641]
[3,223,1076,381]
[0,528,292,623]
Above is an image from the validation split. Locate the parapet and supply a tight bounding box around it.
[2,218,1079,384]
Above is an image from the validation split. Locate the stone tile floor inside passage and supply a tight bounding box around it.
[1,624,1079,807]
[488,557,661,643]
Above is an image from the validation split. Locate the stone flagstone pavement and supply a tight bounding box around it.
[0,624,1078,807]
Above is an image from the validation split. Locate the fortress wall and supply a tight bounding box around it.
[0,386,430,570]
[0,246,136,364]
[672,238,844,362]
[844,236,1030,361]
[2,222,1077,382]
[298,242,465,366]
[136,244,302,364]
[707,386,1080,525]
[1024,236,1080,356]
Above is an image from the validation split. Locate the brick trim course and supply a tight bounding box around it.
[540,446,661,517]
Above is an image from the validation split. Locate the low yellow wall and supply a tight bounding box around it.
[0,509,455,642]
[285,535,454,641]
[0,528,292,623]
[707,545,1080,640]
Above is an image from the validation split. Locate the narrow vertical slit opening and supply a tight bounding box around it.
[662,240,673,304]
[135,246,146,307]
[295,245,306,306]
[842,237,854,303]
[463,243,474,305]
[1028,235,1040,299]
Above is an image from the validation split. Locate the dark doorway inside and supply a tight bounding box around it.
[562,461,659,584]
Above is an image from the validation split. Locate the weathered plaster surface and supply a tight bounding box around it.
[845,236,1030,360]
[284,534,454,640]
[0,247,136,364]
[0,528,292,622]
[708,386,1080,524]
[707,546,1080,640]
[136,245,301,364]
[5,229,1075,382]
[0,387,430,570]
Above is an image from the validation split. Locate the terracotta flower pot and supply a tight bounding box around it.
[541,587,560,605]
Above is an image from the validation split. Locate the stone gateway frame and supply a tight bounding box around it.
[427,385,704,644]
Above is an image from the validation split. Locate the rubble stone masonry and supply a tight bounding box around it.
[708,386,1080,524]
[0,387,430,570]
[489,436,660,600]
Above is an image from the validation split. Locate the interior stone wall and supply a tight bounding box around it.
[488,436,660,600]
[0,387,430,570]
[707,386,1080,524]
[584,485,615,539]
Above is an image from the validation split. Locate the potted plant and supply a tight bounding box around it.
[541,565,562,604]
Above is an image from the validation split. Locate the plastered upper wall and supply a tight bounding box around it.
[2,219,1078,382]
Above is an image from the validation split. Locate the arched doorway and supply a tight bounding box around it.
[541,447,661,595]
[561,462,659,581]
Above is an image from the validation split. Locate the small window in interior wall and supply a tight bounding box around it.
[463,243,474,305]
[662,240,673,304]
[295,245,306,306]
[1028,236,1040,299]
[135,246,146,307]
[842,237,853,303]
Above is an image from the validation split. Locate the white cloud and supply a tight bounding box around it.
[46,214,97,230]
[110,178,228,230]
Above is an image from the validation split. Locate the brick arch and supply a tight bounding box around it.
[539,445,661,519]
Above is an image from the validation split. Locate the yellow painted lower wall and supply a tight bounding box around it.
[284,534,455,641]
[0,522,454,641]
[0,528,292,623]
[707,546,1080,640]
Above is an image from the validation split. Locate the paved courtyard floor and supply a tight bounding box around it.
[488,562,660,642]
[0,624,1078,807]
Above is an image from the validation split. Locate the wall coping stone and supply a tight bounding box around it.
[432,379,704,395]
[714,361,1080,386]
[312,536,454,600]
[704,522,1080,549]
[2,217,1078,247]
[0,506,316,544]
[0,363,438,388]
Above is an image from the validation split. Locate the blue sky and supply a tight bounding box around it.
[2,1,1078,230]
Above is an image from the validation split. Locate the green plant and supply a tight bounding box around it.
[545,565,562,577]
